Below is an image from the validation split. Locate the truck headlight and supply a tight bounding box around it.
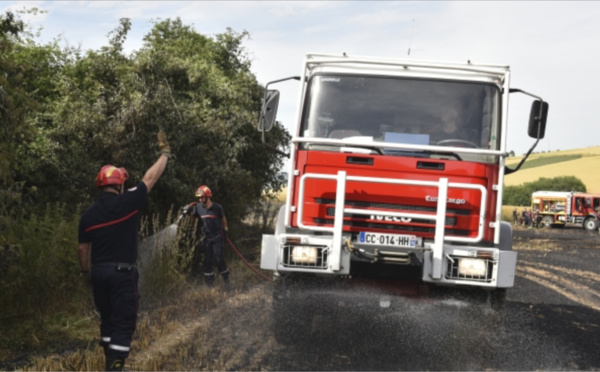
[458,258,487,277]
[291,246,318,264]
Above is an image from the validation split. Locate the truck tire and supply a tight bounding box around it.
[541,216,554,228]
[584,218,598,231]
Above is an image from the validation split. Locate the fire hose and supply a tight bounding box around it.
[225,236,273,282]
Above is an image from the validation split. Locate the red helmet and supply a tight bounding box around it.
[96,165,129,188]
[195,185,212,198]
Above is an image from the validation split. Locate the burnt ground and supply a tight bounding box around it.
[134,225,600,371]
[7,226,599,371]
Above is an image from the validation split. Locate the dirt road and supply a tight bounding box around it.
[137,226,600,371]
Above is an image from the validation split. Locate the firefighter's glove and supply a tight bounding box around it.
[223,228,229,241]
[157,131,172,158]
[181,203,192,216]
[182,202,197,216]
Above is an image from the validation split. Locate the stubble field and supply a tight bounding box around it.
[133,225,600,371]
[17,225,600,371]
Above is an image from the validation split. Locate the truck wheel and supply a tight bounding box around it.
[541,216,554,228]
[584,218,598,231]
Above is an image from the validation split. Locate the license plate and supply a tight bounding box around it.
[359,232,421,247]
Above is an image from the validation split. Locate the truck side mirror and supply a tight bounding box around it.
[258,90,280,133]
[527,100,548,139]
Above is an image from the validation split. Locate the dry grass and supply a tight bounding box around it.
[20,218,270,371]
[24,266,268,371]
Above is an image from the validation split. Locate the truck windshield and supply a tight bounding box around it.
[300,75,501,155]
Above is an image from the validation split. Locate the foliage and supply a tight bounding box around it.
[0,11,36,184]
[0,9,290,361]
[503,176,587,206]
[245,197,284,231]
[0,201,86,353]
[137,211,199,301]
[2,12,290,225]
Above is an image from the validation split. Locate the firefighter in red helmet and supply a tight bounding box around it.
[185,184,230,286]
[77,131,171,371]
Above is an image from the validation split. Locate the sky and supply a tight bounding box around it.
[3,1,600,157]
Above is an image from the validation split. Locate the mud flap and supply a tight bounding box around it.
[260,234,278,271]
[496,251,517,287]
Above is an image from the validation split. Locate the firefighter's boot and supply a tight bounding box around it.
[105,352,125,371]
[204,272,215,287]
[221,269,231,287]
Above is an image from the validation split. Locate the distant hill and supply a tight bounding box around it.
[505,146,600,193]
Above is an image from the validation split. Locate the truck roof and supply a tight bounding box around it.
[532,191,600,198]
[305,53,509,84]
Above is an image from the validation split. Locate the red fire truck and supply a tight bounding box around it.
[257,54,548,335]
[532,191,599,230]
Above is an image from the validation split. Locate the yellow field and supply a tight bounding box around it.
[505,146,600,193]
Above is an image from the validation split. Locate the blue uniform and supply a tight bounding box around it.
[191,201,229,284]
[78,182,147,359]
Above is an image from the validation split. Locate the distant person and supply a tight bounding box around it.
[535,210,541,228]
[77,131,171,371]
[579,199,589,215]
[184,185,230,287]
[512,208,518,226]
[527,209,533,229]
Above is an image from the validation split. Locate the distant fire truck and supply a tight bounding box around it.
[257,54,549,336]
[532,191,599,230]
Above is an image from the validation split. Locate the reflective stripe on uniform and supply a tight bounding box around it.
[84,210,139,233]
[109,344,130,352]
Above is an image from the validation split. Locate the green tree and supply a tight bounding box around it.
[503,176,587,206]
[0,11,33,184]
[17,17,289,225]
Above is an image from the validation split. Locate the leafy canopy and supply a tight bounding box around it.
[1,13,290,226]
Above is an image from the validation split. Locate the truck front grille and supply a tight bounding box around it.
[313,218,468,236]
[313,198,468,236]
[316,198,470,215]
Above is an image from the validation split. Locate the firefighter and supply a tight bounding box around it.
[185,185,230,286]
[77,131,171,371]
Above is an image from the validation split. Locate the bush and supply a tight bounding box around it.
[0,196,87,353]
[503,176,586,206]
[137,210,201,302]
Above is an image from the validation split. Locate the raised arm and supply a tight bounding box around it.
[142,131,170,193]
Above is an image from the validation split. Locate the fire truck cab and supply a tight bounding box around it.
[258,54,548,322]
[532,191,599,230]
